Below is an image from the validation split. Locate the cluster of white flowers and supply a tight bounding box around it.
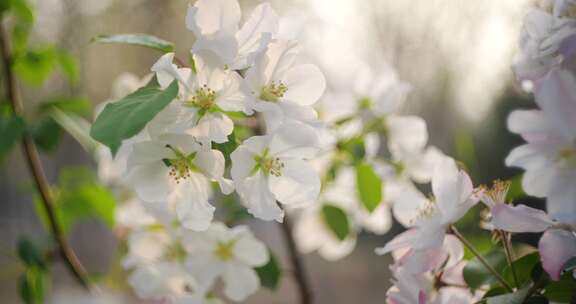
[500,0,576,281]
[376,156,480,303]
[293,64,446,261]
[87,0,576,302]
[93,0,327,302]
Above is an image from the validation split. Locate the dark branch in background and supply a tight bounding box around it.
[0,19,92,290]
[280,211,314,304]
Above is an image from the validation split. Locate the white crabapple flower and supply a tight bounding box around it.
[245,39,326,132]
[231,121,321,221]
[353,64,412,117]
[294,204,357,261]
[376,156,479,255]
[506,68,576,225]
[479,181,576,281]
[182,223,269,302]
[186,0,279,70]
[513,4,576,84]
[387,236,474,304]
[128,261,213,303]
[377,115,446,227]
[149,52,250,144]
[125,133,233,231]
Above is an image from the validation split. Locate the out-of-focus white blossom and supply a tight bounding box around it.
[186,0,279,70]
[183,223,269,302]
[231,121,321,221]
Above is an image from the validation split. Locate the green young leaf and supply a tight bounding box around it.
[485,286,529,304]
[255,250,282,290]
[355,162,382,213]
[35,168,116,234]
[13,47,58,86]
[56,50,80,83]
[90,80,178,154]
[93,34,175,53]
[9,0,33,54]
[543,272,576,302]
[212,131,238,168]
[463,249,509,290]
[321,204,350,241]
[339,136,365,162]
[502,252,540,288]
[31,117,62,152]
[17,238,45,269]
[0,105,25,161]
[39,96,91,116]
[19,267,46,304]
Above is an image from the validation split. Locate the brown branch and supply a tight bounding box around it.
[279,212,313,304]
[0,19,92,290]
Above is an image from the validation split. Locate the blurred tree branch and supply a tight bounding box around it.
[0,17,92,291]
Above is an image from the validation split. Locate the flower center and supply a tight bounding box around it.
[164,145,197,183]
[480,179,511,206]
[185,84,216,110]
[412,199,437,224]
[557,146,576,168]
[253,149,284,177]
[259,81,288,102]
[214,240,235,261]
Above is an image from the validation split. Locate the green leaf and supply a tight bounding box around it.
[355,162,382,213]
[321,204,350,241]
[13,47,58,86]
[31,117,62,152]
[507,175,526,202]
[93,34,175,53]
[0,105,25,161]
[17,238,45,269]
[8,0,33,54]
[212,131,238,168]
[90,80,178,154]
[255,250,282,290]
[464,249,509,290]
[35,168,116,234]
[486,286,529,304]
[39,96,91,115]
[19,267,46,304]
[543,272,576,302]
[563,256,576,273]
[56,50,80,83]
[502,252,540,288]
[339,137,365,162]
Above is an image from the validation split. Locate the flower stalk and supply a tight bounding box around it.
[0,19,92,290]
[449,225,513,292]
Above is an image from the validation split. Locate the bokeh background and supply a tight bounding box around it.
[0,0,542,303]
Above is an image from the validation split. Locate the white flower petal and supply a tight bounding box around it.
[126,162,171,203]
[189,112,234,144]
[237,171,283,222]
[269,159,320,207]
[222,265,260,302]
[268,121,319,159]
[233,230,269,267]
[490,204,553,233]
[539,229,576,281]
[281,64,326,106]
[186,0,240,36]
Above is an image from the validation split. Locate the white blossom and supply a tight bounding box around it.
[182,223,269,302]
[231,121,321,221]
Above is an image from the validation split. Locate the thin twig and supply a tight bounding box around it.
[449,225,513,292]
[499,230,519,288]
[279,212,313,304]
[0,19,92,290]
